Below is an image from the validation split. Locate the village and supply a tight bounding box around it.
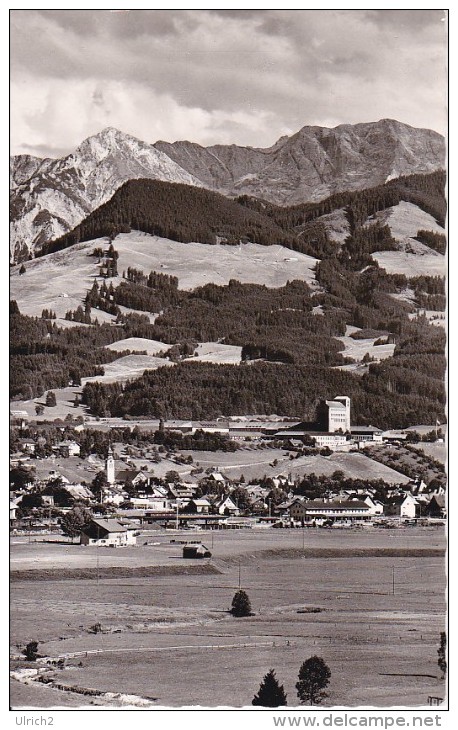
[10,395,446,545]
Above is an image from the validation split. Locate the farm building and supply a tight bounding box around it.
[80,518,136,547]
[192,421,230,435]
[182,543,212,558]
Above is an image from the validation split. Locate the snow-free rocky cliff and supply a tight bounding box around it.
[156,119,445,205]
[10,127,203,261]
[10,120,445,261]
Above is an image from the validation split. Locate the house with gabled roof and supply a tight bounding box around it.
[183,498,212,514]
[385,493,417,519]
[19,439,36,454]
[426,494,446,518]
[213,494,239,516]
[206,471,227,484]
[167,484,195,500]
[55,440,80,457]
[115,469,153,487]
[80,518,136,547]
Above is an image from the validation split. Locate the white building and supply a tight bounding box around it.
[57,440,81,457]
[80,518,136,547]
[326,396,351,433]
[313,432,348,447]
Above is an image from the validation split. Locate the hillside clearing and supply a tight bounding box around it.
[372,250,445,277]
[184,342,242,364]
[367,201,446,277]
[11,233,319,319]
[113,232,319,290]
[317,207,350,245]
[105,337,172,356]
[368,201,445,244]
[336,325,395,366]
[82,355,174,385]
[178,448,411,485]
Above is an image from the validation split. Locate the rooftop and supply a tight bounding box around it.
[88,518,127,533]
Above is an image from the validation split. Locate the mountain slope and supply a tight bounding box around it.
[10,120,445,262]
[40,179,298,256]
[155,119,445,205]
[10,128,202,261]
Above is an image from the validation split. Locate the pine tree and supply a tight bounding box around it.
[231,589,252,617]
[45,391,57,407]
[252,669,287,707]
[296,656,331,705]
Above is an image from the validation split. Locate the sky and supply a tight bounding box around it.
[10,8,448,158]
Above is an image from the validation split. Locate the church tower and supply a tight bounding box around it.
[106,445,115,485]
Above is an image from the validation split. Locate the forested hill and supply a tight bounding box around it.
[40,180,297,256]
[40,170,446,259]
[238,170,446,231]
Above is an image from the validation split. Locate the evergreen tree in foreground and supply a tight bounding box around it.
[231,589,252,617]
[296,656,331,705]
[252,669,287,707]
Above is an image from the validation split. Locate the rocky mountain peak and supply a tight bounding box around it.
[10,119,445,261]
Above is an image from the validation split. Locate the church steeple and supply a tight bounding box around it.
[106,445,115,485]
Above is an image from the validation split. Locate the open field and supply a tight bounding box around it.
[179,448,411,485]
[372,250,445,277]
[11,232,319,319]
[11,445,412,486]
[405,442,446,465]
[336,325,395,366]
[184,342,242,365]
[369,201,445,244]
[368,203,445,280]
[408,311,446,328]
[12,385,87,421]
[112,232,320,291]
[82,354,174,385]
[105,337,171,355]
[10,527,446,708]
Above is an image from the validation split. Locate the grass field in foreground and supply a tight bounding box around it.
[11,527,446,709]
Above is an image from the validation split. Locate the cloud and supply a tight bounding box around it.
[11,76,282,157]
[10,9,447,156]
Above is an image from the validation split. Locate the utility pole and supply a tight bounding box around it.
[96,524,100,593]
[238,559,241,589]
[392,565,395,595]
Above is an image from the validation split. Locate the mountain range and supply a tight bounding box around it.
[10,119,445,261]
